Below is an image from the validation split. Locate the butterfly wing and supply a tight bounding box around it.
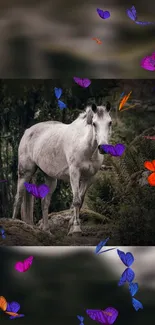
[54,87,62,99]
[98,248,116,255]
[82,79,91,88]
[117,249,134,267]
[24,182,39,197]
[132,298,143,311]
[14,261,24,272]
[136,20,155,25]
[24,182,32,194]
[6,312,25,319]
[95,238,109,254]
[144,160,155,171]
[114,144,126,157]
[77,315,84,322]
[100,145,116,156]
[102,307,118,324]
[118,268,135,286]
[58,100,67,110]
[0,296,7,311]
[129,282,139,297]
[147,172,155,186]
[96,8,110,19]
[86,309,108,324]
[38,184,50,198]
[6,302,20,313]
[73,77,91,88]
[126,6,137,21]
[23,256,33,272]
[140,56,155,71]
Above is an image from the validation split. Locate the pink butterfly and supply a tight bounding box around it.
[73,77,91,88]
[14,256,34,272]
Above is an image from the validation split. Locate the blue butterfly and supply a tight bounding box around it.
[129,282,139,296]
[0,226,5,239]
[58,100,67,110]
[117,249,134,267]
[54,87,62,99]
[77,315,84,325]
[120,92,124,97]
[118,267,135,286]
[95,238,116,255]
[132,298,143,311]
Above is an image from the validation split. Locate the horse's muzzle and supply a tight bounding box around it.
[98,145,105,154]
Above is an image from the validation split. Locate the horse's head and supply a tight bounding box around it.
[86,102,112,152]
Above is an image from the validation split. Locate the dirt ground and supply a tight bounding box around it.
[0,209,119,246]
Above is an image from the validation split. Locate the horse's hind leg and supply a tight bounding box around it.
[12,174,32,220]
[39,175,57,232]
[21,177,35,225]
[12,164,37,221]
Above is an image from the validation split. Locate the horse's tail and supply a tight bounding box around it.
[21,177,35,224]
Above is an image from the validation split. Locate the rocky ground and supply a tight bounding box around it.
[0,208,119,246]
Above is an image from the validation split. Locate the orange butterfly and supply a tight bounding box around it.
[119,91,134,111]
[92,37,102,44]
[144,160,155,186]
[0,296,24,319]
[0,296,7,311]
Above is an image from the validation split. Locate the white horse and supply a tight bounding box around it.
[12,102,112,235]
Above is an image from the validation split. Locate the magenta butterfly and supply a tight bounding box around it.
[86,307,118,324]
[73,77,91,88]
[141,52,155,71]
[24,182,50,198]
[14,256,34,272]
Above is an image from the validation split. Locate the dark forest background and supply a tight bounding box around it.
[0,246,155,325]
[1,79,155,245]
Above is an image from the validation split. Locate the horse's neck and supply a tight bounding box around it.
[71,117,100,158]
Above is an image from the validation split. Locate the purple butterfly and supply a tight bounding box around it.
[6,301,24,319]
[0,226,5,239]
[129,282,139,297]
[86,307,118,324]
[117,249,134,267]
[96,8,110,20]
[132,298,143,311]
[126,5,155,25]
[126,6,137,21]
[73,77,91,88]
[0,180,7,183]
[100,144,125,157]
[24,182,50,198]
[77,315,84,325]
[95,238,116,255]
[54,87,62,99]
[118,268,135,286]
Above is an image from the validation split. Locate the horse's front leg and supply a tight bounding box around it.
[68,166,82,235]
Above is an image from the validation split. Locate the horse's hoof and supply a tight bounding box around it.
[39,224,51,233]
[68,225,82,236]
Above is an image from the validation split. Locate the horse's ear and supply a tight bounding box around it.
[106,101,111,112]
[91,103,97,113]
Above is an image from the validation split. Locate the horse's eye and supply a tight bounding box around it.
[109,121,112,127]
[93,122,96,127]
